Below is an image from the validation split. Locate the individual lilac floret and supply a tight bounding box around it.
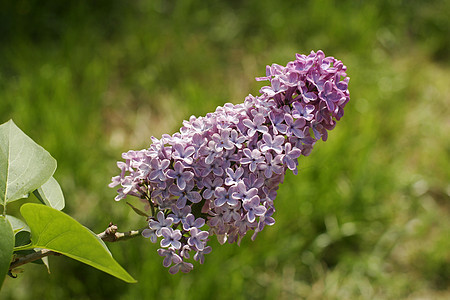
[193,246,212,264]
[260,152,283,178]
[282,143,302,174]
[224,167,244,186]
[168,206,191,224]
[243,113,268,137]
[111,50,350,274]
[260,76,288,97]
[292,102,315,121]
[141,228,157,243]
[243,196,267,223]
[167,161,194,190]
[187,227,209,251]
[260,133,285,154]
[148,211,173,236]
[182,214,205,231]
[214,187,238,207]
[160,228,182,249]
[169,261,194,274]
[157,248,182,268]
[172,144,195,165]
[232,182,258,202]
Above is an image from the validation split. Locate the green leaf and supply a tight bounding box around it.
[20,203,136,283]
[5,215,30,234]
[14,231,31,247]
[33,176,65,210]
[40,255,50,273]
[126,202,149,217]
[85,227,112,256]
[0,216,14,290]
[0,120,57,208]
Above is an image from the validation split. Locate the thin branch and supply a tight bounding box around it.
[96,222,146,242]
[9,223,146,272]
[9,249,56,272]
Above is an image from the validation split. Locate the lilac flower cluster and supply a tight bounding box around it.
[109,50,350,273]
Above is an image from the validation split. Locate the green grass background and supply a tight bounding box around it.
[1,0,449,299]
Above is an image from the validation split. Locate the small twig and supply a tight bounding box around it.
[9,223,146,272]
[97,222,146,242]
[8,249,57,272]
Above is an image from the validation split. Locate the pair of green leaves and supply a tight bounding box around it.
[0,120,136,290]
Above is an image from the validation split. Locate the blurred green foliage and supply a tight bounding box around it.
[1,0,449,299]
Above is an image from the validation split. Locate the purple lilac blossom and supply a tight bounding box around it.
[109,50,350,273]
[160,227,182,249]
[148,211,173,236]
